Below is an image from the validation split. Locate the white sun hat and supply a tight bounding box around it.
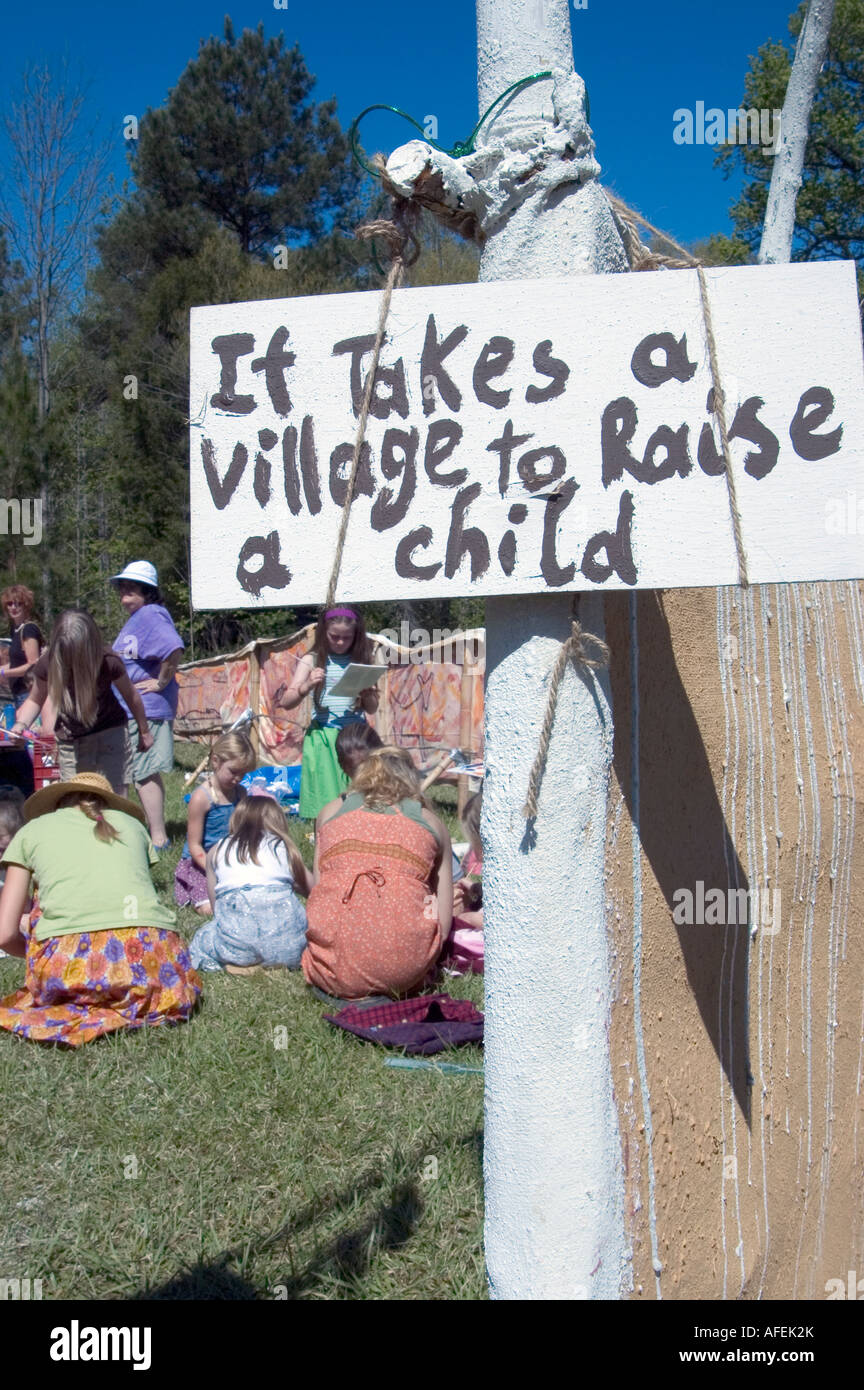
[110,560,159,588]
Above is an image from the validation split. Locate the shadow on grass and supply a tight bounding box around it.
[129,1259,261,1301]
[129,1130,482,1301]
[269,1178,424,1298]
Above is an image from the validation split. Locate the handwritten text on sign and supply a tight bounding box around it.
[189,262,864,607]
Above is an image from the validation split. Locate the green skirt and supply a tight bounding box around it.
[299,725,350,820]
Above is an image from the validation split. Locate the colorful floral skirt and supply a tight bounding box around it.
[0,925,202,1047]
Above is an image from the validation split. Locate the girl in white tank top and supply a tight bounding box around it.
[189,797,312,974]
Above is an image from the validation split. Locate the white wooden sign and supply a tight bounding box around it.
[189,261,864,607]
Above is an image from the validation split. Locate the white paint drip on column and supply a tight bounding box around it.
[833,582,864,1170]
[715,585,733,1294]
[737,585,768,1288]
[811,585,841,1267]
[795,591,819,1169]
[754,586,779,1293]
[782,584,820,1299]
[760,588,782,1121]
[829,584,856,965]
[845,581,864,705]
[628,593,662,1299]
[715,586,746,1294]
[845,578,864,1177]
[775,585,806,1098]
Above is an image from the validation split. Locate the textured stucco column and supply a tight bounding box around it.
[484,592,627,1299]
[475,0,629,1299]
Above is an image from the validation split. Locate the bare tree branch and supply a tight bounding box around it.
[0,61,112,419]
[759,0,836,265]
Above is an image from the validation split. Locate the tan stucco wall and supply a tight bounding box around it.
[604,581,864,1299]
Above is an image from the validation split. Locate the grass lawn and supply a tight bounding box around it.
[0,745,486,1300]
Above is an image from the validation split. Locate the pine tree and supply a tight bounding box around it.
[39,19,481,653]
[63,17,369,650]
[130,16,361,258]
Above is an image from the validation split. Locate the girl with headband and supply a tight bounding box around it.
[279,605,381,820]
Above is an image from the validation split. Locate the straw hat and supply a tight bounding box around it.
[24,772,146,825]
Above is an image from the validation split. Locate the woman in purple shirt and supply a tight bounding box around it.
[111,561,185,849]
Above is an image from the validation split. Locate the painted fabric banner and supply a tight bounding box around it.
[190,262,864,606]
[171,654,252,737]
[175,627,485,768]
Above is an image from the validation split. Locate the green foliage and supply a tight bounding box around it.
[0,231,30,348]
[131,16,361,257]
[405,211,480,288]
[707,0,864,289]
[0,343,42,584]
[1,18,485,653]
[689,233,753,267]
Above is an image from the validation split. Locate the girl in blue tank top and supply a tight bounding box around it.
[174,730,256,914]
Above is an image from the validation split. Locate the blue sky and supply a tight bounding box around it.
[0,0,798,249]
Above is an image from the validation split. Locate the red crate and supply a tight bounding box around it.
[32,736,61,791]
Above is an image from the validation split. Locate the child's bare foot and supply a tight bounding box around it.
[226,963,262,976]
[194,903,212,917]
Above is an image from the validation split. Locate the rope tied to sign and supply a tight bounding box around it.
[522,617,610,820]
[332,89,751,820]
[323,196,421,611]
[607,191,749,589]
[693,265,749,588]
[522,199,750,819]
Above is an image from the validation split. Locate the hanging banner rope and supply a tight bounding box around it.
[323,206,420,610]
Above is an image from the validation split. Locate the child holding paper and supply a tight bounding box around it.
[279,605,381,820]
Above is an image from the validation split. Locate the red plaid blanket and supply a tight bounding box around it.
[325,993,484,1054]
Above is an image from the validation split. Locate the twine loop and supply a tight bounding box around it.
[522,618,611,820]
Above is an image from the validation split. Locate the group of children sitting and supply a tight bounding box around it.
[0,589,484,1044]
[0,724,482,1048]
[172,726,484,983]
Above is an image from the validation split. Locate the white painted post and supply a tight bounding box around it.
[476,0,630,1298]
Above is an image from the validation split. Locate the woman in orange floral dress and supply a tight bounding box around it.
[302,748,452,1000]
[0,773,201,1046]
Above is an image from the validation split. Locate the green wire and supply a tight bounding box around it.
[349,71,591,275]
[349,103,444,178]
[348,69,590,181]
[454,70,554,156]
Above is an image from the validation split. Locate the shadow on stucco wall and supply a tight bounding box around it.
[606,590,752,1124]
